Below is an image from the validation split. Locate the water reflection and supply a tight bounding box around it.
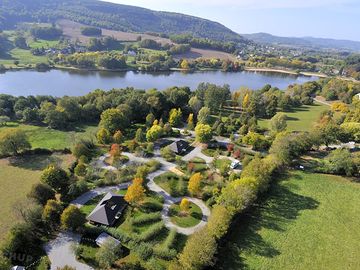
[0,69,318,97]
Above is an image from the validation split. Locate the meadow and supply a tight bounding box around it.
[258,102,329,132]
[0,123,98,150]
[217,171,360,270]
[0,154,74,244]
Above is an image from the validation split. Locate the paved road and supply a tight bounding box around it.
[44,232,94,270]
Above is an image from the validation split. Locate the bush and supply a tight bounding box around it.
[129,212,162,226]
[138,222,165,242]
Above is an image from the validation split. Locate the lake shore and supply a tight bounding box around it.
[244,67,328,78]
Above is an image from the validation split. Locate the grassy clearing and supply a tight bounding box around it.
[258,102,329,132]
[0,154,74,244]
[217,171,360,270]
[154,172,182,194]
[0,123,98,150]
[169,202,202,228]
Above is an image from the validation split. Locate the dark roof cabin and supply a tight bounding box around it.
[87,192,127,226]
[169,140,190,155]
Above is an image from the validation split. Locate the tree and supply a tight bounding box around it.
[180,59,190,70]
[44,109,67,129]
[177,229,217,270]
[100,108,129,134]
[270,113,287,133]
[60,205,86,231]
[74,162,87,176]
[135,128,145,142]
[42,199,63,226]
[72,139,96,160]
[146,124,163,142]
[113,130,124,144]
[242,93,250,109]
[187,113,194,130]
[188,96,203,115]
[146,113,155,127]
[206,205,232,239]
[180,198,190,214]
[40,165,69,194]
[0,129,31,155]
[110,143,122,158]
[169,108,182,127]
[124,178,146,205]
[96,238,122,268]
[188,173,202,196]
[14,36,28,49]
[27,183,55,205]
[97,128,111,145]
[197,107,211,124]
[195,124,212,143]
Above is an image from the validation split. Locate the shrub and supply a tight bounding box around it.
[138,222,165,242]
[129,212,162,226]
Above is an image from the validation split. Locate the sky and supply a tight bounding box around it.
[102,0,360,41]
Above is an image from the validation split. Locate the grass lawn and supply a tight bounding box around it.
[0,123,98,150]
[169,202,202,228]
[0,48,49,67]
[258,102,329,132]
[154,172,182,194]
[217,171,360,270]
[0,154,74,244]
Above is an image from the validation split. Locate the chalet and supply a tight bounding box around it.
[87,192,127,226]
[169,140,190,155]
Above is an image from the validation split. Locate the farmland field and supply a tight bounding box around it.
[217,171,360,270]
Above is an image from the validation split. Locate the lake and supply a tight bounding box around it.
[0,69,318,97]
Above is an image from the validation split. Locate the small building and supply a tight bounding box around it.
[87,192,127,226]
[12,266,25,270]
[95,232,121,247]
[168,140,190,155]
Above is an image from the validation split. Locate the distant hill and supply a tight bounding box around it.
[0,0,245,42]
[243,32,360,52]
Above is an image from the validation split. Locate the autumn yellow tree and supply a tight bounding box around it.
[180,59,189,70]
[125,178,145,205]
[113,130,124,144]
[242,93,250,109]
[188,173,202,196]
[187,113,194,130]
[180,198,190,214]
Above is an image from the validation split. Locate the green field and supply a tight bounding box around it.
[0,123,98,150]
[258,102,329,132]
[0,154,74,244]
[217,171,360,270]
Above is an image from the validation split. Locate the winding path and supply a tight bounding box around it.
[45,144,220,269]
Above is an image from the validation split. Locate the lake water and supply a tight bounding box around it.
[0,69,318,97]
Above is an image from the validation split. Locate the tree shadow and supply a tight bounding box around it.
[8,154,63,171]
[215,174,319,270]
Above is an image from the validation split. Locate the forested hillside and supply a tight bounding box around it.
[243,32,360,52]
[0,0,245,42]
